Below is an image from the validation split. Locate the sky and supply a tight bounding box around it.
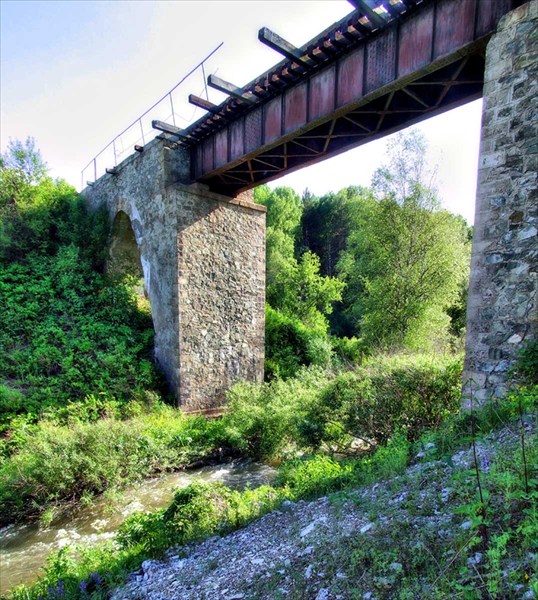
[1,0,483,223]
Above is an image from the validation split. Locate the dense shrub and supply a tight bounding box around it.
[0,248,161,428]
[297,354,463,450]
[265,306,333,379]
[330,335,366,365]
[0,406,224,524]
[275,454,354,498]
[419,383,538,459]
[1,353,465,525]
[0,147,162,430]
[221,367,328,459]
[116,481,288,556]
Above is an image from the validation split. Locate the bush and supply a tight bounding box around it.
[221,367,328,460]
[0,246,163,427]
[276,454,354,498]
[330,335,366,365]
[265,306,334,380]
[298,354,463,450]
[117,481,288,556]
[0,167,163,431]
[418,383,538,459]
[0,406,225,524]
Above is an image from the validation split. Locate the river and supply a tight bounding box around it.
[0,460,276,595]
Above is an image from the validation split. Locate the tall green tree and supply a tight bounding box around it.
[256,185,344,332]
[338,132,471,351]
[302,186,370,278]
[0,137,48,187]
[270,250,345,331]
[255,185,303,292]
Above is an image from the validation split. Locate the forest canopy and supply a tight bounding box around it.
[258,131,472,377]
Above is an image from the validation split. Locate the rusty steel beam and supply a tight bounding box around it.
[187,0,518,195]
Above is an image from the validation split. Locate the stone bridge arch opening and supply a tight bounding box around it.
[107,210,151,316]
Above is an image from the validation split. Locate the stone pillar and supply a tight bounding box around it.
[174,184,266,413]
[463,0,537,402]
[83,139,266,413]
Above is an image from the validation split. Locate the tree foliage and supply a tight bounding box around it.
[338,132,471,351]
[256,185,345,333]
[0,140,162,429]
[256,185,346,378]
[302,186,370,278]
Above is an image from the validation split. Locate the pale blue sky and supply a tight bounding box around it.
[1,1,482,223]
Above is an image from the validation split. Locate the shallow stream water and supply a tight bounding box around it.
[0,460,276,595]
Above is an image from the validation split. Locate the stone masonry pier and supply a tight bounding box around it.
[464,0,537,402]
[83,141,266,413]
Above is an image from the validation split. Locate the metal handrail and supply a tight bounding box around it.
[81,42,223,189]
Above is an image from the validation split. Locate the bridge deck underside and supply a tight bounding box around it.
[207,53,485,194]
[184,0,517,197]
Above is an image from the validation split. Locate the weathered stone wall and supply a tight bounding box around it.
[464,0,537,402]
[83,139,265,412]
[174,185,265,410]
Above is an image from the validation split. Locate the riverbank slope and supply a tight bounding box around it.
[112,415,537,599]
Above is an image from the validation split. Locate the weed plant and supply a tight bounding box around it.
[1,354,463,525]
[0,406,225,524]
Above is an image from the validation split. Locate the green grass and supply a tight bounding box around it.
[1,354,466,526]
[0,404,225,524]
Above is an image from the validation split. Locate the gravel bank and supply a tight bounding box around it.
[112,418,536,600]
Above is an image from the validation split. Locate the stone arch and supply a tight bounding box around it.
[107,210,150,311]
[108,211,143,278]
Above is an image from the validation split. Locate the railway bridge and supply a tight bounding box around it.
[84,0,537,411]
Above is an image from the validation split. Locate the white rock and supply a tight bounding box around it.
[141,560,154,574]
[360,522,374,534]
[316,588,329,600]
[336,572,346,579]
[300,522,316,537]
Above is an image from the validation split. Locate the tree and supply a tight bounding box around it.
[338,132,471,351]
[255,185,303,292]
[371,130,436,204]
[0,137,48,190]
[301,187,365,277]
[255,185,345,332]
[0,138,84,263]
[270,250,345,331]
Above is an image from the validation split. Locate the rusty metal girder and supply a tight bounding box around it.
[186,0,519,195]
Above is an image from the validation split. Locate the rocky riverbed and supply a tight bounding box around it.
[112,417,537,599]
